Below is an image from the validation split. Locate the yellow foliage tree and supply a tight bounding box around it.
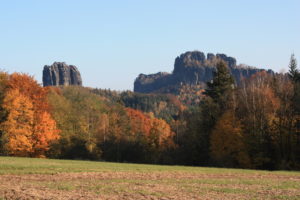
[0,73,60,157]
[150,118,174,148]
[1,89,34,156]
[32,112,60,157]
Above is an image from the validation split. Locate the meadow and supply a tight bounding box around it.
[0,157,299,199]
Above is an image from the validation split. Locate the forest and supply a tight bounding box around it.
[0,55,299,170]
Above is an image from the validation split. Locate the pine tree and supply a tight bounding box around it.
[205,61,235,110]
[288,54,300,165]
[182,61,236,166]
[288,54,300,120]
[288,54,299,82]
[288,54,300,112]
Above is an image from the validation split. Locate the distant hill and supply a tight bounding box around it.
[134,51,274,94]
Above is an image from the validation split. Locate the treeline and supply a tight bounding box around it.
[0,55,299,170]
[176,55,300,170]
[47,86,175,163]
[0,76,175,163]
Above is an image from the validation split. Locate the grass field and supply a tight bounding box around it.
[0,157,299,199]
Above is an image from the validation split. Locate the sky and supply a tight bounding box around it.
[0,0,299,91]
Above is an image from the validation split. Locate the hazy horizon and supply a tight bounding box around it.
[1,0,299,90]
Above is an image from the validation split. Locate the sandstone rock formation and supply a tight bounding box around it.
[43,62,82,87]
[134,51,273,93]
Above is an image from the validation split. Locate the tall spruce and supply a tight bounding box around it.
[288,54,300,115]
[205,61,235,110]
[182,61,236,166]
[288,54,299,82]
[288,54,300,165]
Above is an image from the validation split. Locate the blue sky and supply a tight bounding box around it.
[0,0,299,90]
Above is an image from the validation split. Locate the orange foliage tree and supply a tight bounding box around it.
[1,89,34,156]
[238,71,280,135]
[237,71,281,168]
[126,108,174,149]
[0,73,59,157]
[126,108,152,138]
[149,118,174,149]
[33,112,59,157]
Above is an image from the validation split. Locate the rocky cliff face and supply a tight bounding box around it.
[134,72,173,93]
[43,62,82,87]
[134,51,274,93]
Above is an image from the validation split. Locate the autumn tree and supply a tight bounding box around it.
[126,108,151,138]
[121,108,175,163]
[210,111,250,168]
[237,72,280,169]
[1,89,34,156]
[0,73,59,157]
[32,112,60,157]
[149,118,174,148]
[95,113,109,143]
